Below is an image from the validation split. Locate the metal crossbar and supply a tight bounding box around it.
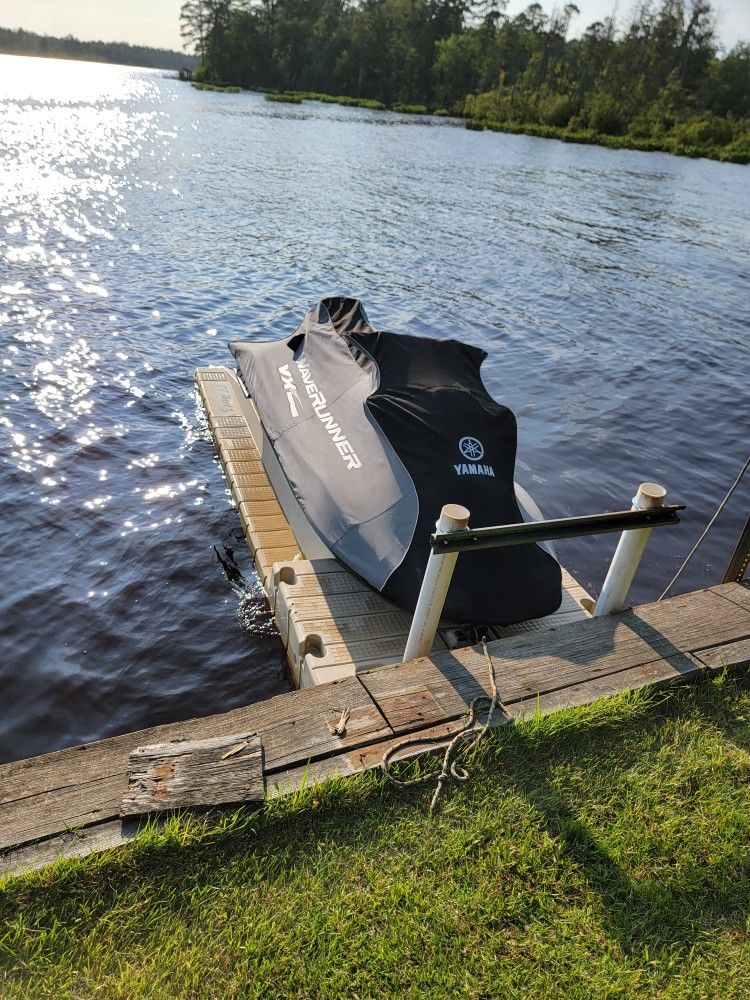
[430,504,684,555]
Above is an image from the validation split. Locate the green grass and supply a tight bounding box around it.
[463,117,750,164]
[2,674,749,998]
[193,84,446,117]
[281,91,387,110]
[191,82,243,94]
[264,92,303,104]
[255,89,427,114]
[391,102,428,115]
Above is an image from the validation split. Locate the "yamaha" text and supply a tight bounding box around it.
[454,463,495,477]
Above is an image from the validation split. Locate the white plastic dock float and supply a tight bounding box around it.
[196,366,593,688]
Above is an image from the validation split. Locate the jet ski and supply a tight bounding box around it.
[228,297,562,625]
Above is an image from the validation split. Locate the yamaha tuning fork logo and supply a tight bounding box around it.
[459,436,484,461]
[455,436,495,477]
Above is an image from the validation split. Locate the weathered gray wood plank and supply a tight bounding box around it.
[269,648,718,798]
[0,819,139,878]
[692,636,750,671]
[375,687,448,732]
[268,717,470,798]
[121,734,265,816]
[358,586,750,731]
[712,582,750,613]
[0,677,391,850]
[2,586,748,857]
[629,586,750,649]
[3,643,718,873]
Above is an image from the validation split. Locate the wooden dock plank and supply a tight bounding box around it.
[0,819,139,878]
[692,636,750,671]
[121,734,265,816]
[712,582,750,612]
[269,645,728,799]
[1,584,747,872]
[358,587,750,731]
[629,587,750,650]
[0,677,391,851]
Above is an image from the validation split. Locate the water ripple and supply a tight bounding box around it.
[1,54,748,762]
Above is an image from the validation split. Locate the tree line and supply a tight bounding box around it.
[0,27,197,72]
[181,0,749,159]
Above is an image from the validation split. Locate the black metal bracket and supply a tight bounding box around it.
[430,505,685,555]
[722,516,750,584]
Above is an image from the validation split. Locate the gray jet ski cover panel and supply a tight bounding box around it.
[229,297,561,625]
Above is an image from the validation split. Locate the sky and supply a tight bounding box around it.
[2,0,749,53]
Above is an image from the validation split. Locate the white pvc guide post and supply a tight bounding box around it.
[593,482,667,617]
[403,504,470,662]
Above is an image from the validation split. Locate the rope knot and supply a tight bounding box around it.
[382,639,502,813]
[328,707,351,738]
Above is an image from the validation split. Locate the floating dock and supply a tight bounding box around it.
[1,582,748,875]
[2,367,746,877]
[194,366,592,687]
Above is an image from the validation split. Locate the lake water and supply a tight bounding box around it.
[1,54,748,763]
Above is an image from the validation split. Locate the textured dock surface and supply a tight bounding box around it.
[1,582,748,875]
[195,365,592,687]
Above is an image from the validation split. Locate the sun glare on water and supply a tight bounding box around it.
[0,53,166,519]
[0,52,155,104]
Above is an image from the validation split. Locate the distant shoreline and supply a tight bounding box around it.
[0,26,195,73]
[0,50,181,73]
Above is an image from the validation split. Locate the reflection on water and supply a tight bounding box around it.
[1,54,748,763]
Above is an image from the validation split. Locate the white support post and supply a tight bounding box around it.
[403,504,470,661]
[593,482,667,617]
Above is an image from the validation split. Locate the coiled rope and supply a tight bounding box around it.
[658,453,750,601]
[382,638,501,813]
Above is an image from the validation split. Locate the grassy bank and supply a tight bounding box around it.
[187,79,747,163]
[464,92,750,164]
[266,90,434,114]
[191,81,242,94]
[464,117,750,164]
[264,91,303,104]
[190,81,437,115]
[1,674,748,998]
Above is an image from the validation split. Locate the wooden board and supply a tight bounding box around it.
[692,635,750,671]
[0,676,392,851]
[713,581,750,612]
[268,643,740,798]
[121,734,265,816]
[1,584,749,874]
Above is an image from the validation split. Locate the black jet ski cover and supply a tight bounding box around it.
[229,298,561,625]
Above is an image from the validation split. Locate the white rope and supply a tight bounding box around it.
[658,454,750,601]
[328,707,350,737]
[382,638,501,813]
